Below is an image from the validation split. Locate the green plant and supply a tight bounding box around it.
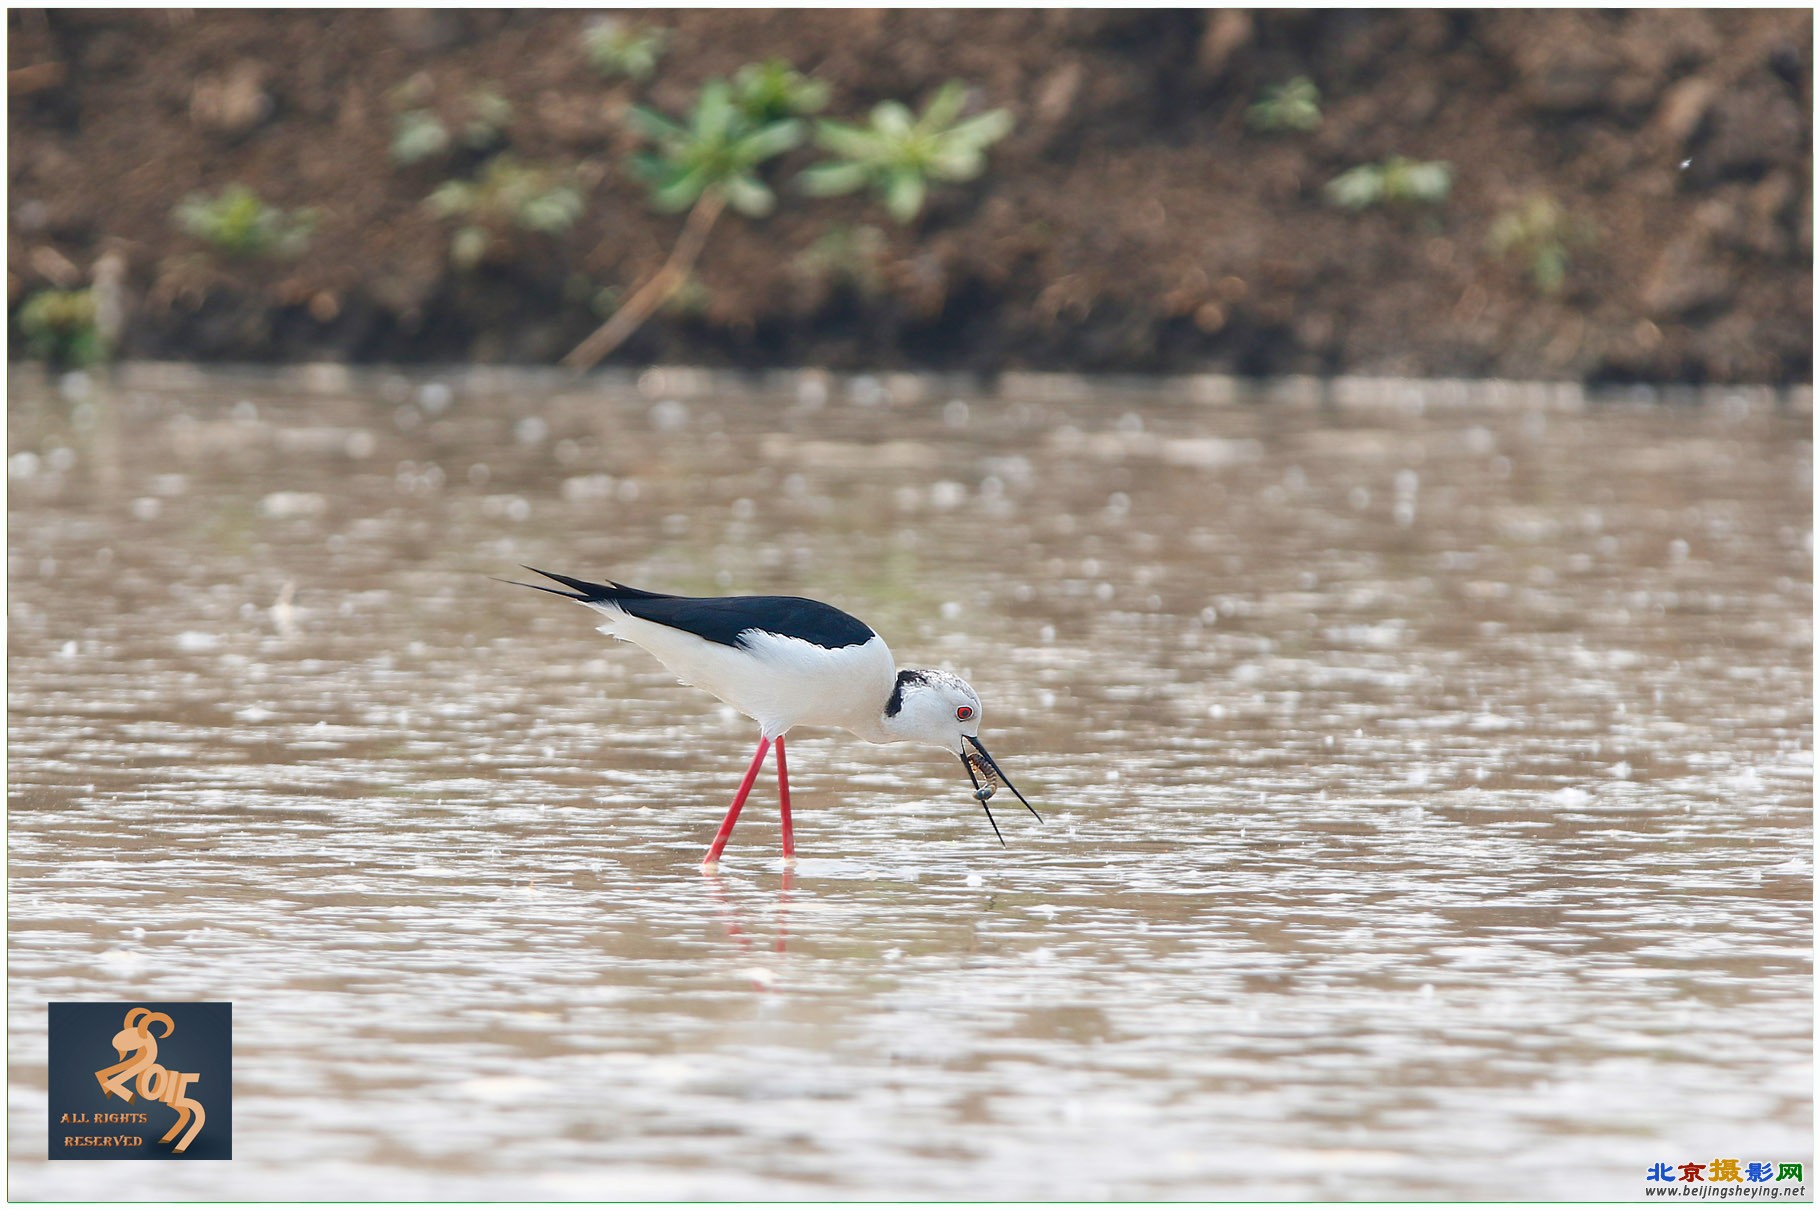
[795,223,889,296]
[16,288,104,367]
[391,87,512,166]
[629,79,805,217]
[801,81,1013,223]
[1248,76,1322,133]
[1490,193,1595,295]
[1325,157,1452,210]
[732,59,831,124]
[584,19,667,81]
[462,88,513,149]
[427,156,583,268]
[174,185,317,258]
[391,109,451,165]
[565,79,803,369]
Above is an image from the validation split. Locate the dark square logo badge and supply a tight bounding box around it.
[47,1002,232,1161]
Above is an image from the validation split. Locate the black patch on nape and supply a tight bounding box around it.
[884,669,931,717]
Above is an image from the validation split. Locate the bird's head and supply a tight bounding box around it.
[885,669,1041,844]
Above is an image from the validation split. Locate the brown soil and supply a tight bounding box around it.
[7,9,1812,383]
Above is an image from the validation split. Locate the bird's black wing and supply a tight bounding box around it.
[628,595,876,650]
[516,569,876,650]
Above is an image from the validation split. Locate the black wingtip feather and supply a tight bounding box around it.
[522,567,613,600]
[493,574,588,600]
[510,568,671,603]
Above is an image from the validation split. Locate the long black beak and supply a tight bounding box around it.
[960,735,1043,847]
[959,750,1005,846]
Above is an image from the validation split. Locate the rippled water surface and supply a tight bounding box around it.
[9,366,1812,1199]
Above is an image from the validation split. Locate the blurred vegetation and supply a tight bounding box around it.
[583,19,667,82]
[390,85,512,166]
[390,108,452,166]
[566,73,806,368]
[174,185,316,258]
[731,59,832,124]
[801,81,1014,223]
[1248,77,1322,134]
[795,223,890,297]
[567,68,1014,367]
[10,10,1801,382]
[393,69,570,270]
[461,89,514,152]
[630,79,805,218]
[427,156,584,269]
[16,288,104,367]
[1325,157,1453,210]
[1490,193,1596,296]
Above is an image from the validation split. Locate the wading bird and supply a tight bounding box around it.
[511,569,1040,866]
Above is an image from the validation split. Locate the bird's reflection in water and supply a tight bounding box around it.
[702,867,795,966]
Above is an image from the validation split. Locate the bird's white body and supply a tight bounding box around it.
[584,601,898,742]
[512,568,1037,863]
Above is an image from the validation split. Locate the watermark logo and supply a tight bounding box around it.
[1644,1159,1806,1198]
[48,1002,232,1160]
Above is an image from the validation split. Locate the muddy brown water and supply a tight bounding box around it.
[8,366,1811,1199]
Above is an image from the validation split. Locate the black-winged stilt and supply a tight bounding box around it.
[511,569,1040,866]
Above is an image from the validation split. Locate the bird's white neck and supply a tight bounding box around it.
[853,707,929,748]
[845,668,976,751]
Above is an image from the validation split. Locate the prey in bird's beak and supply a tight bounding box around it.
[959,734,1043,846]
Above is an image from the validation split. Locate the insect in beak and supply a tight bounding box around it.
[959,735,1042,846]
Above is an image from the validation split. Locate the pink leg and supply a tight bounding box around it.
[703,736,773,866]
[775,736,795,860]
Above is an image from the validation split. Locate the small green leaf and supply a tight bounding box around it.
[462,88,512,149]
[1326,157,1450,211]
[1325,165,1383,210]
[519,186,583,232]
[427,180,472,217]
[451,225,489,269]
[1533,245,1567,294]
[813,120,882,161]
[920,82,968,132]
[732,59,830,122]
[942,109,1014,152]
[871,101,915,138]
[585,20,667,81]
[1400,160,1452,204]
[694,80,737,140]
[737,117,806,164]
[798,160,870,197]
[392,110,451,165]
[927,146,985,183]
[652,165,711,212]
[883,171,927,223]
[724,173,776,217]
[629,151,673,186]
[628,105,689,145]
[1249,76,1323,133]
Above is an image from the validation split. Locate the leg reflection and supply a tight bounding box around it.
[700,865,795,961]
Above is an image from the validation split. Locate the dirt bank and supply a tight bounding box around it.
[7,9,1812,383]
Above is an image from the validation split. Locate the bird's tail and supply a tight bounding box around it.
[497,567,670,603]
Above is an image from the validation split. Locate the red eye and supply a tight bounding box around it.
[955,706,974,721]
